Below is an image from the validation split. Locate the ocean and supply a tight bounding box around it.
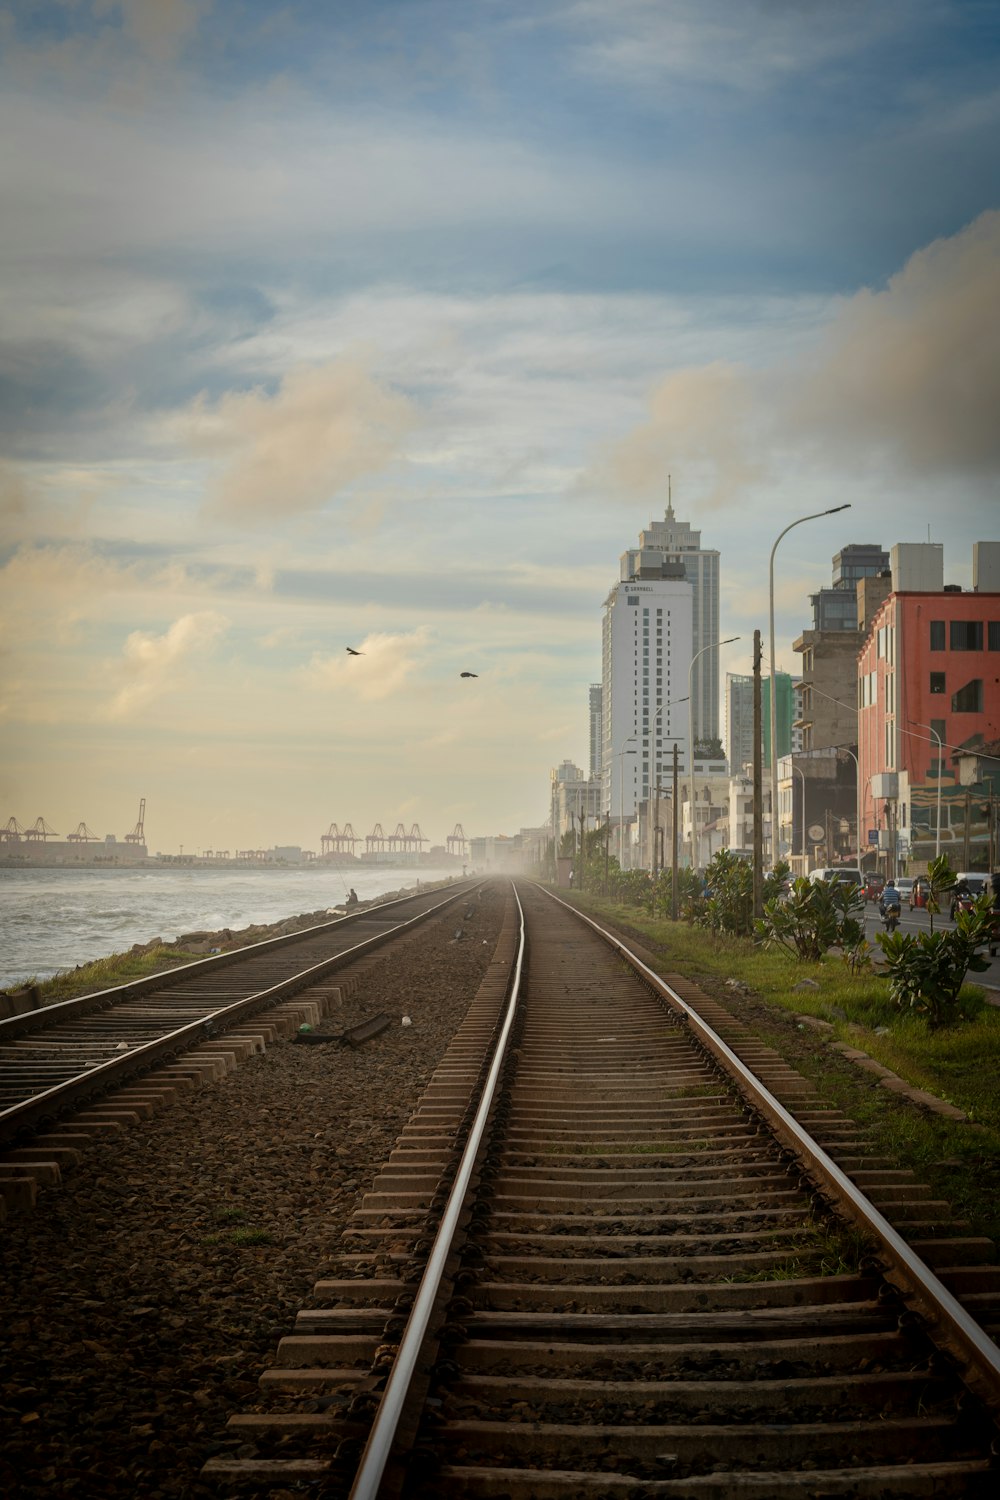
[0,864,461,991]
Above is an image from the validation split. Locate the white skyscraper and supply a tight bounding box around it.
[601,555,693,819]
[619,497,721,746]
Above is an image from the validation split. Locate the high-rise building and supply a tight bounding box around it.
[618,497,720,744]
[762,672,796,768]
[588,684,603,779]
[726,673,754,775]
[810,543,890,632]
[727,672,803,777]
[601,554,693,819]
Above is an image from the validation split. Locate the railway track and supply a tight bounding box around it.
[205,879,1000,1498]
[0,882,476,1209]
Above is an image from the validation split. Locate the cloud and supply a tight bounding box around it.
[106,609,229,718]
[784,210,1000,478]
[184,361,417,520]
[99,0,203,65]
[0,463,33,544]
[590,361,765,508]
[587,211,1000,507]
[302,628,432,702]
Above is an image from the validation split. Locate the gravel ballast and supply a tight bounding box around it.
[0,881,509,1499]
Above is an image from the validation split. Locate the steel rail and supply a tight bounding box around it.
[542,884,1000,1418]
[0,885,474,1145]
[347,882,527,1500]
[0,884,472,1041]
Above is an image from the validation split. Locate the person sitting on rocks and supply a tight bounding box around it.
[345,888,359,910]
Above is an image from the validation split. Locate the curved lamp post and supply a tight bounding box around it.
[769,505,850,862]
[688,637,739,871]
[904,720,943,858]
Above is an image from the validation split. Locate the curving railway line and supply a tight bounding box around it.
[203,880,1000,1498]
[0,882,478,1191]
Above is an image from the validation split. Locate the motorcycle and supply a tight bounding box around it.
[879,897,901,933]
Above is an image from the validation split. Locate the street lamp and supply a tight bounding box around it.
[617,739,637,867]
[769,505,851,862]
[791,762,806,863]
[904,720,943,858]
[689,637,739,872]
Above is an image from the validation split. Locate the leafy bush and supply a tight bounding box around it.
[694,851,790,938]
[755,875,865,962]
[876,894,993,1028]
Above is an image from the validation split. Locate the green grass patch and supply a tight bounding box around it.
[21,945,208,1006]
[229,1227,274,1246]
[200,1224,274,1247]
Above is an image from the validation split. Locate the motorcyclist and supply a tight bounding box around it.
[879,880,901,921]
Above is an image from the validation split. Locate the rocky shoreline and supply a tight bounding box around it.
[126,879,446,959]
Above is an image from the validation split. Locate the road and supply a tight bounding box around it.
[862,902,1000,994]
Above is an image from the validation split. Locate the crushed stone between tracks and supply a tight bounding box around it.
[0,882,507,1499]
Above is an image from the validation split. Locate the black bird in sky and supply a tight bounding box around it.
[346,647,364,656]
[460,671,478,678]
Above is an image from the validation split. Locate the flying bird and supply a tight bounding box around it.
[346,647,364,656]
[460,671,478,678]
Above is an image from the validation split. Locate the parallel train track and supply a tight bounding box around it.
[204,880,1000,1497]
[0,883,475,1193]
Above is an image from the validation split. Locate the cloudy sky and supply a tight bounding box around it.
[2,0,998,855]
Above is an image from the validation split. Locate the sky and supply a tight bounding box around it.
[2,0,998,856]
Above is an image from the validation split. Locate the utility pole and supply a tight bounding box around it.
[672,742,680,920]
[603,814,610,896]
[964,791,972,869]
[752,630,763,918]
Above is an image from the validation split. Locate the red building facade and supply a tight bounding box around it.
[858,590,1000,871]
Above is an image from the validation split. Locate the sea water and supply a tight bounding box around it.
[0,864,461,990]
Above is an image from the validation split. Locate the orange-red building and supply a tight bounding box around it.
[858,544,1000,872]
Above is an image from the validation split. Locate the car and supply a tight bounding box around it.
[894,877,915,906]
[809,867,863,890]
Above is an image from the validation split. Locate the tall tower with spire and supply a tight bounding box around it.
[618,486,721,749]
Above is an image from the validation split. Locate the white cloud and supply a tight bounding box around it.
[106,609,229,719]
[302,628,433,702]
[182,360,417,520]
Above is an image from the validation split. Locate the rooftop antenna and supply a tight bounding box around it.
[666,473,674,521]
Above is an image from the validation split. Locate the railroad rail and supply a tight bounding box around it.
[0,882,477,1163]
[203,880,1000,1496]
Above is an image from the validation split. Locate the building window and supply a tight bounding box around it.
[930,620,945,651]
[950,620,983,651]
[952,679,983,713]
[989,621,1000,651]
[930,672,946,694]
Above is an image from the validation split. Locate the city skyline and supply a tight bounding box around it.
[2,3,997,851]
